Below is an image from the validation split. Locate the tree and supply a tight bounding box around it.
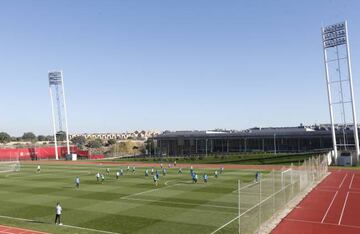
[56,131,67,141]
[22,132,37,142]
[45,135,54,141]
[87,139,103,148]
[110,141,145,156]
[0,132,11,143]
[71,136,86,146]
[37,135,46,141]
[10,137,19,142]
[108,139,116,145]
[145,139,155,155]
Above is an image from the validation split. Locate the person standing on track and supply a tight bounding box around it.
[37,165,41,173]
[54,202,62,225]
[116,171,120,179]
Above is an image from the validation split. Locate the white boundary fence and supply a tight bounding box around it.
[213,154,328,234]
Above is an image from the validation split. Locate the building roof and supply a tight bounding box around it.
[154,126,355,139]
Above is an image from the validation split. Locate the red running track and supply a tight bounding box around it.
[272,169,360,234]
[0,225,47,234]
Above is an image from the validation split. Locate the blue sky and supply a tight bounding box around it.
[1,0,360,136]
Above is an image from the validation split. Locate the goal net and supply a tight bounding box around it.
[0,154,20,173]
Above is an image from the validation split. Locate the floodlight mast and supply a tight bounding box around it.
[323,45,338,162]
[322,21,360,164]
[60,72,71,155]
[48,71,71,160]
[49,88,59,160]
[345,21,360,163]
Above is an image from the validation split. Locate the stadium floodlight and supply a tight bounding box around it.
[48,71,71,160]
[322,21,360,164]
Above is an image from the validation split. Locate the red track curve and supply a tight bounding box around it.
[272,169,360,234]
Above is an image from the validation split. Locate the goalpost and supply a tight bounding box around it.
[0,152,20,173]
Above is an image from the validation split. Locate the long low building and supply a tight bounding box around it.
[152,126,357,156]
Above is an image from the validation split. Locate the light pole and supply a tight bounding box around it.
[206,139,208,157]
[273,134,277,155]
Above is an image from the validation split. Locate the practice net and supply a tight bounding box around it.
[0,154,20,173]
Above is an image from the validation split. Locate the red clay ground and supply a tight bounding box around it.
[272,169,360,234]
[0,225,47,234]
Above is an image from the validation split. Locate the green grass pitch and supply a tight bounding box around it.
[0,162,264,234]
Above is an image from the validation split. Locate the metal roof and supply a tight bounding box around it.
[153,128,355,139]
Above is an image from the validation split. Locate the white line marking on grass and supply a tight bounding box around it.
[232,181,257,193]
[339,174,347,189]
[349,174,354,189]
[0,215,119,234]
[122,197,237,210]
[338,191,350,225]
[121,182,180,199]
[232,177,274,193]
[321,190,338,223]
[164,180,178,186]
[62,224,119,234]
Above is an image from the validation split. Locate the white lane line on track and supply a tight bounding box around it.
[339,174,347,189]
[349,174,355,189]
[321,190,339,223]
[338,191,350,225]
[285,218,360,229]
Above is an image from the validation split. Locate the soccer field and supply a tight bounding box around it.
[0,163,262,234]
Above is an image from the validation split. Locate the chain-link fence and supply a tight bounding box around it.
[234,154,328,234]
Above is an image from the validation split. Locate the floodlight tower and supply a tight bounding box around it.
[322,21,360,164]
[48,71,71,160]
